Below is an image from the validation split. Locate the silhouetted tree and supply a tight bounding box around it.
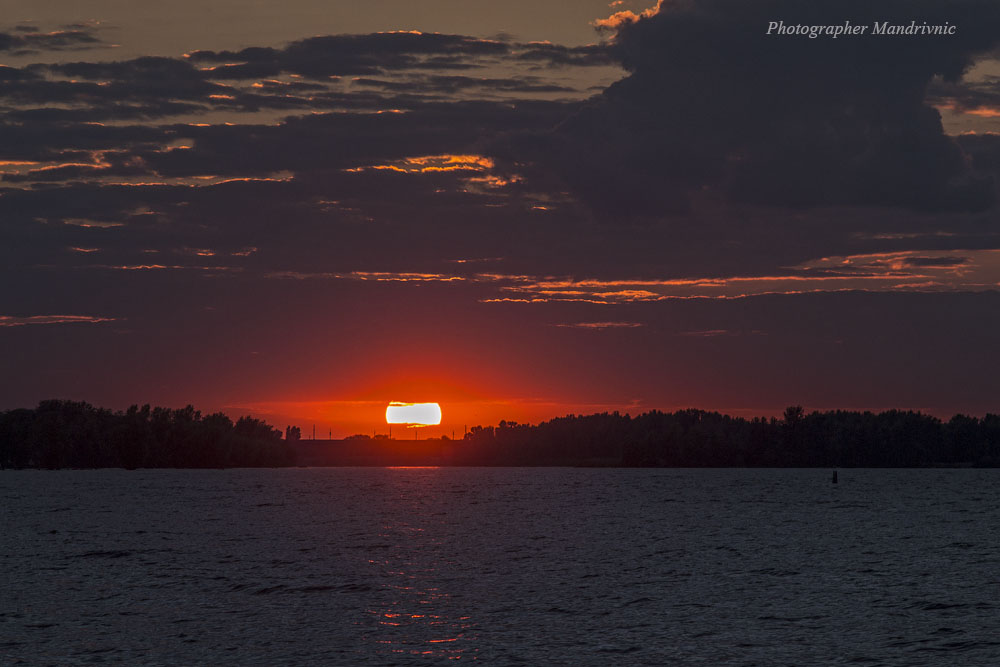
[0,401,293,469]
[453,407,1000,468]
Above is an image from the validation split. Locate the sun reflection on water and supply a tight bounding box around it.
[358,467,478,660]
[364,583,476,659]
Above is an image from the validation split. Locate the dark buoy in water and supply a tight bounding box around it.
[832,469,838,484]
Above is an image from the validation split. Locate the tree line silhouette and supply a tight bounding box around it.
[451,407,1000,467]
[4,401,1000,469]
[0,400,293,469]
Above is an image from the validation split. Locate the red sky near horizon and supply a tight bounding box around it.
[2,1,1000,436]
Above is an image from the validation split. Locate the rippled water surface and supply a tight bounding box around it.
[4,468,1000,665]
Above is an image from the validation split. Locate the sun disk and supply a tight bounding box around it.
[385,402,442,426]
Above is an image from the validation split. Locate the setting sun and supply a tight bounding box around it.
[385,402,442,426]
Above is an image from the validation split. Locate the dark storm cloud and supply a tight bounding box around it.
[0,58,583,279]
[4,18,997,295]
[0,71,406,121]
[185,33,511,79]
[515,43,613,67]
[506,0,1000,217]
[928,75,1000,114]
[0,182,185,226]
[48,56,211,88]
[0,76,420,121]
[0,122,169,162]
[0,65,38,81]
[114,101,574,179]
[184,33,611,80]
[0,58,226,121]
[0,26,103,54]
[957,133,1000,172]
[0,30,608,122]
[351,74,577,95]
[4,102,205,124]
[8,167,991,293]
[900,255,970,268]
[0,149,535,273]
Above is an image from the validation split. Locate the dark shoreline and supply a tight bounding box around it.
[5,401,1000,470]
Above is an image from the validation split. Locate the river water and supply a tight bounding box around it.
[3,468,1000,665]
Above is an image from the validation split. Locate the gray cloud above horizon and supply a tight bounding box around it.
[0,25,105,55]
[497,0,1000,217]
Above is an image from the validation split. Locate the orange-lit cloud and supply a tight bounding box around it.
[593,1,663,30]
[345,154,496,174]
[472,249,1000,303]
[61,219,125,228]
[936,102,1000,118]
[447,257,504,264]
[250,248,1000,306]
[555,321,644,329]
[86,264,242,272]
[266,271,464,282]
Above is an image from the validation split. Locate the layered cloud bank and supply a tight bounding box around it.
[2,2,1000,426]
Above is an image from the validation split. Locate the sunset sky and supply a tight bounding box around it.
[3,0,1000,436]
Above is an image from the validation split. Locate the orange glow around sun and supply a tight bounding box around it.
[385,402,442,426]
